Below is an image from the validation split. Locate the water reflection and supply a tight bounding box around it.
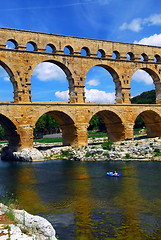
[1,160,161,239]
[70,164,93,240]
[15,166,44,213]
[114,166,145,239]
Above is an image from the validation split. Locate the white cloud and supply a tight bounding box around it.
[85,89,115,102]
[120,14,161,32]
[33,62,66,81]
[86,79,99,86]
[134,33,161,46]
[55,90,69,101]
[146,14,161,26]
[55,88,115,103]
[132,70,153,85]
[120,18,142,32]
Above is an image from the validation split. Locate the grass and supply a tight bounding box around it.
[5,210,16,223]
[0,140,8,144]
[34,137,62,143]
[34,132,108,144]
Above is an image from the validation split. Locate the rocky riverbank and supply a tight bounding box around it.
[0,136,161,161]
[35,136,161,161]
[0,203,57,239]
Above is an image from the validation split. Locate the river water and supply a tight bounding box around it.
[0,159,161,240]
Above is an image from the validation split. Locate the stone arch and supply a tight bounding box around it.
[127,52,135,61]
[131,67,161,104]
[140,67,161,104]
[97,49,105,58]
[154,54,161,63]
[6,39,18,49]
[112,50,120,59]
[0,60,18,102]
[141,53,148,62]
[134,110,161,137]
[81,47,90,56]
[0,114,20,154]
[85,63,122,103]
[89,110,125,141]
[31,59,75,102]
[35,110,76,146]
[45,43,56,53]
[26,41,38,51]
[64,45,74,55]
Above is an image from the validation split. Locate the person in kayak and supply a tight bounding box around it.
[114,171,118,176]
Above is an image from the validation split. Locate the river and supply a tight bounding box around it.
[0,159,161,240]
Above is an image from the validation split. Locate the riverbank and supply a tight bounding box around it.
[0,136,160,162]
[35,136,161,161]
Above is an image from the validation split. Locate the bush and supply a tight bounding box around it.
[61,150,72,157]
[125,153,130,159]
[85,150,90,157]
[103,152,110,158]
[101,140,113,150]
[154,148,161,156]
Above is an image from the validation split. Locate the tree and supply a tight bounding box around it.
[34,114,60,137]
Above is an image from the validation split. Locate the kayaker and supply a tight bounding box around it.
[114,171,118,176]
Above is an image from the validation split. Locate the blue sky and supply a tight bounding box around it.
[0,0,161,102]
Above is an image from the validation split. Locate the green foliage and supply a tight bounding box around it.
[5,209,15,222]
[85,150,90,157]
[134,116,145,129]
[88,132,107,138]
[61,150,72,157]
[131,90,156,104]
[103,152,110,158]
[0,193,18,208]
[88,114,106,131]
[125,153,130,159]
[0,125,6,140]
[154,148,161,156]
[101,140,113,150]
[34,114,60,137]
[34,137,62,143]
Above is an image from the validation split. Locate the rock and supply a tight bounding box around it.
[14,209,57,239]
[1,147,44,162]
[0,203,57,240]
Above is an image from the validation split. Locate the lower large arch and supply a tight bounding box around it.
[92,110,125,141]
[135,110,161,137]
[0,114,20,152]
[35,110,76,146]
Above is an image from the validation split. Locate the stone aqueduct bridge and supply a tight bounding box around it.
[0,27,161,151]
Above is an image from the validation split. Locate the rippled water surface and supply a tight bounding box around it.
[0,159,161,239]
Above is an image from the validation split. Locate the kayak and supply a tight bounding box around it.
[107,172,121,177]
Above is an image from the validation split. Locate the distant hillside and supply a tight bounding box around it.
[131,90,155,104]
